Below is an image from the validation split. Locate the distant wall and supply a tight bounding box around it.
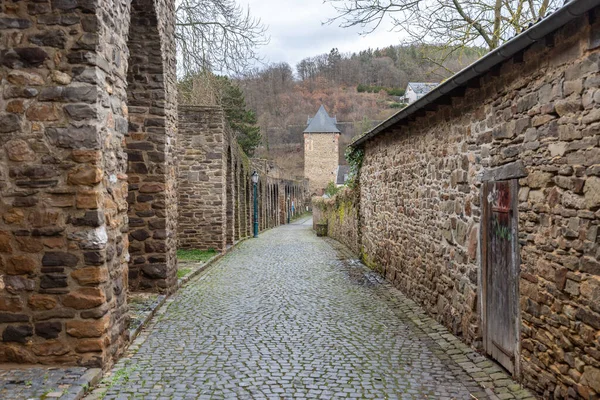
[177,107,310,252]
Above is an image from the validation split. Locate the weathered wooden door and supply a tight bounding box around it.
[482,180,520,375]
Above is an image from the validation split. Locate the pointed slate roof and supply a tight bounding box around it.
[304,105,340,133]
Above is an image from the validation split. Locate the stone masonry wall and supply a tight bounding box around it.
[178,106,226,251]
[358,9,600,398]
[312,188,360,254]
[126,0,178,294]
[177,107,309,252]
[0,0,134,367]
[304,133,339,195]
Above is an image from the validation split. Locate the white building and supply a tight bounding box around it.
[404,82,439,104]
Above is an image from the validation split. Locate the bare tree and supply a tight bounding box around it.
[176,0,269,75]
[325,0,559,59]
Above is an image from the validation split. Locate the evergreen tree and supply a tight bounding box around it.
[218,77,262,157]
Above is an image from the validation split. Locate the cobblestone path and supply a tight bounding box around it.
[95,217,534,400]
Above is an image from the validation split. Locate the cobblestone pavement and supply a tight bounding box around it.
[93,217,535,399]
[0,366,101,399]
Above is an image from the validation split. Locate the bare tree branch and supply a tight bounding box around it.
[324,0,562,62]
[176,0,270,75]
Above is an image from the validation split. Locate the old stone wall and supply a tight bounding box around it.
[0,0,176,367]
[304,133,339,195]
[178,106,227,251]
[0,0,134,367]
[126,0,178,294]
[177,107,310,252]
[357,9,600,398]
[312,188,360,254]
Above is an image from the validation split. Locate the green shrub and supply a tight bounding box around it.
[325,181,340,197]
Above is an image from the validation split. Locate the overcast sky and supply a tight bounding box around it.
[244,0,404,70]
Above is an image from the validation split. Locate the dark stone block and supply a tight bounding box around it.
[0,48,48,68]
[41,267,65,273]
[145,118,165,127]
[77,0,97,13]
[39,87,65,101]
[127,142,155,151]
[37,14,80,26]
[46,125,100,150]
[70,211,104,227]
[149,219,166,229]
[153,229,167,240]
[0,113,21,133]
[129,162,149,174]
[64,104,97,120]
[35,321,61,339]
[577,308,600,329]
[3,325,33,342]
[130,229,150,242]
[136,194,154,203]
[144,241,166,253]
[15,180,59,188]
[147,151,165,162]
[84,251,105,265]
[42,252,79,267]
[29,30,67,48]
[10,165,57,179]
[31,226,65,236]
[0,313,29,323]
[64,86,96,103]
[13,196,37,207]
[40,274,68,289]
[27,2,52,14]
[125,150,144,162]
[52,0,77,10]
[0,18,33,29]
[141,263,167,279]
[128,217,145,227]
[148,255,166,263]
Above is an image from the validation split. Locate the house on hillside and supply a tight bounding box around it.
[403,82,439,103]
[304,105,340,195]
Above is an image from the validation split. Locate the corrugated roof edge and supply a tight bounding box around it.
[351,0,598,147]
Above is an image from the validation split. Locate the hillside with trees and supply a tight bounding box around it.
[235,44,483,176]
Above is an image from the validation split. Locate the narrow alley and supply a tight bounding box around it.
[92,218,534,399]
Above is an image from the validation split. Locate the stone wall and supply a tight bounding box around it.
[304,133,339,195]
[126,0,178,294]
[312,188,360,254]
[0,0,176,367]
[0,0,129,367]
[355,9,600,398]
[177,106,310,251]
[178,106,227,251]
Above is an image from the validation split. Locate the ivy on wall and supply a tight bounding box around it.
[344,146,364,189]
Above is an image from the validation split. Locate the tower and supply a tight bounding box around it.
[303,106,340,195]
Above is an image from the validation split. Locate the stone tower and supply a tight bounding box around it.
[304,106,340,195]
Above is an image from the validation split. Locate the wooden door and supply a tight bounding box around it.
[482,180,520,375]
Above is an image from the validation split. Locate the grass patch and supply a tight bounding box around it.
[177,248,217,262]
[177,268,193,279]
